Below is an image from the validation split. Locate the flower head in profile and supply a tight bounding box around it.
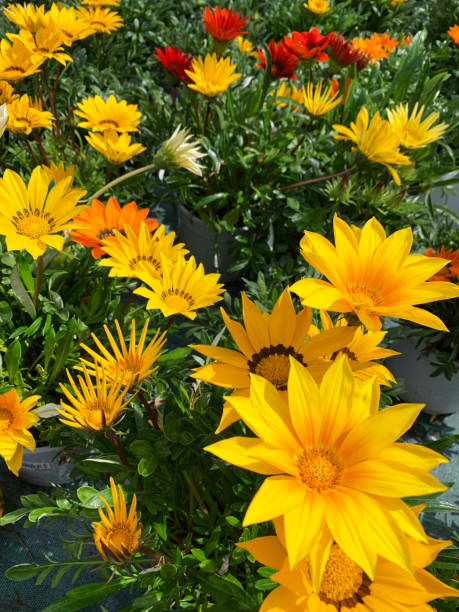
[9,28,73,66]
[79,319,166,390]
[271,82,304,110]
[425,246,459,284]
[153,125,206,176]
[186,53,241,97]
[0,39,44,81]
[327,33,369,70]
[387,103,448,149]
[257,40,299,79]
[304,0,330,15]
[155,45,193,83]
[236,36,257,57]
[333,106,412,185]
[206,356,446,576]
[57,362,130,431]
[202,6,249,42]
[6,94,55,134]
[240,514,459,610]
[302,81,342,116]
[92,477,141,563]
[0,389,40,476]
[86,130,146,164]
[447,24,459,45]
[41,161,75,185]
[75,94,141,132]
[76,6,123,34]
[0,167,86,259]
[98,222,187,280]
[0,80,18,104]
[290,215,459,331]
[135,253,225,320]
[3,3,48,32]
[0,103,7,137]
[192,289,355,432]
[283,29,332,63]
[70,196,158,259]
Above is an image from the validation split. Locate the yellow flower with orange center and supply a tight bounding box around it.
[0,39,43,81]
[6,94,55,135]
[79,318,166,390]
[76,6,123,34]
[386,102,448,149]
[47,5,95,46]
[86,130,146,164]
[206,356,446,577]
[75,94,141,132]
[185,53,241,97]
[92,477,141,563]
[9,28,72,66]
[290,215,459,331]
[0,389,40,476]
[304,0,330,15]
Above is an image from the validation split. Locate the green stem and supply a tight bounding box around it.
[32,255,44,311]
[183,470,208,516]
[280,163,358,192]
[138,389,160,430]
[105,428,129,466]
[85,162,157,203]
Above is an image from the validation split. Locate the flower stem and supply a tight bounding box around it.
[105,428,129,466]
[32,255,44,311]
[280,163,358,192]
[85,163,157,203]
[138,389,160,430]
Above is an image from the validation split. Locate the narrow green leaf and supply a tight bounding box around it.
[10,264,36,319]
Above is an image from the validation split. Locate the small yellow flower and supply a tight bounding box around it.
[153,125,206,176]
[135,253,225,320]
[304,0,330,15]
[186,53,241,97]
[236,36,257,57]
[86,130,146,164]
[76,6,123,34]
[57,362,130,431]
[271,82,304,110]
[0,389,40,476]
[6,94,55,135]
[75,94,141,133]
[0,80,18,104]
[79,318,166,390]
[333,106,412,185]
[386,103,448,149]
[41,161,75,185]
[92,477,141,563]
[302,81,342,116]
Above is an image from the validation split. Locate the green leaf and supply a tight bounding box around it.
[5,339,22,385]
[77,486,111,508]
[6,564,44,581]
[0,507,31,526]
[157,347,192,363]
[138,455,158,477]
[129,440,154,456]
[10,264,36,319]
[28,507,65,522]
[194,192,229,210]
[40,580,128,612]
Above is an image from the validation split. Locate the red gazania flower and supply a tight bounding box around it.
[327,33,370,70]
[425,246,459,283]
[201,6,249,42]
[283,28,333,62]
[257,40,299,79]
[155,45,194,84]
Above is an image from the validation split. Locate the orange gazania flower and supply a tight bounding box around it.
[327,33,369,70]
[425,246,459,283]
[447,24,459,45]
[70,196,159,259]
[257,40,299,79]
[201,6,249,42]
[155,45,193,83]
[352,32,399,63]
[283,28,332,63]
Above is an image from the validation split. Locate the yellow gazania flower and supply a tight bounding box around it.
[236,36,257,57]
[82,0,122,6]
[92,477,141,563]
[76,6,123,34]
[185,53,241,97]
[0,167,87,259]
[98,222,187,280]
[0,39,43,81]
[41,161,75,185]
[191,289,355,432]
[302,81,342,116]
[57,362,130,431]
[135,253,225,320]
[47,5,95,47]
[271,82,304,110]
[75,94,141,133]
[206,356,446,577]
[9,28,73,67]
[304,0,330,15]
[86,131,146,164]
[0,80,18,104]
[6,94,55,135]
[308,310,399,386]
[153,125,206,177]
[386,102,448,149]
[333,106,412,185]
[3,3,48,33]
[291,215,459,332]
[239,514,459,610]
[0,389,40,476]
[79,318,166,390]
